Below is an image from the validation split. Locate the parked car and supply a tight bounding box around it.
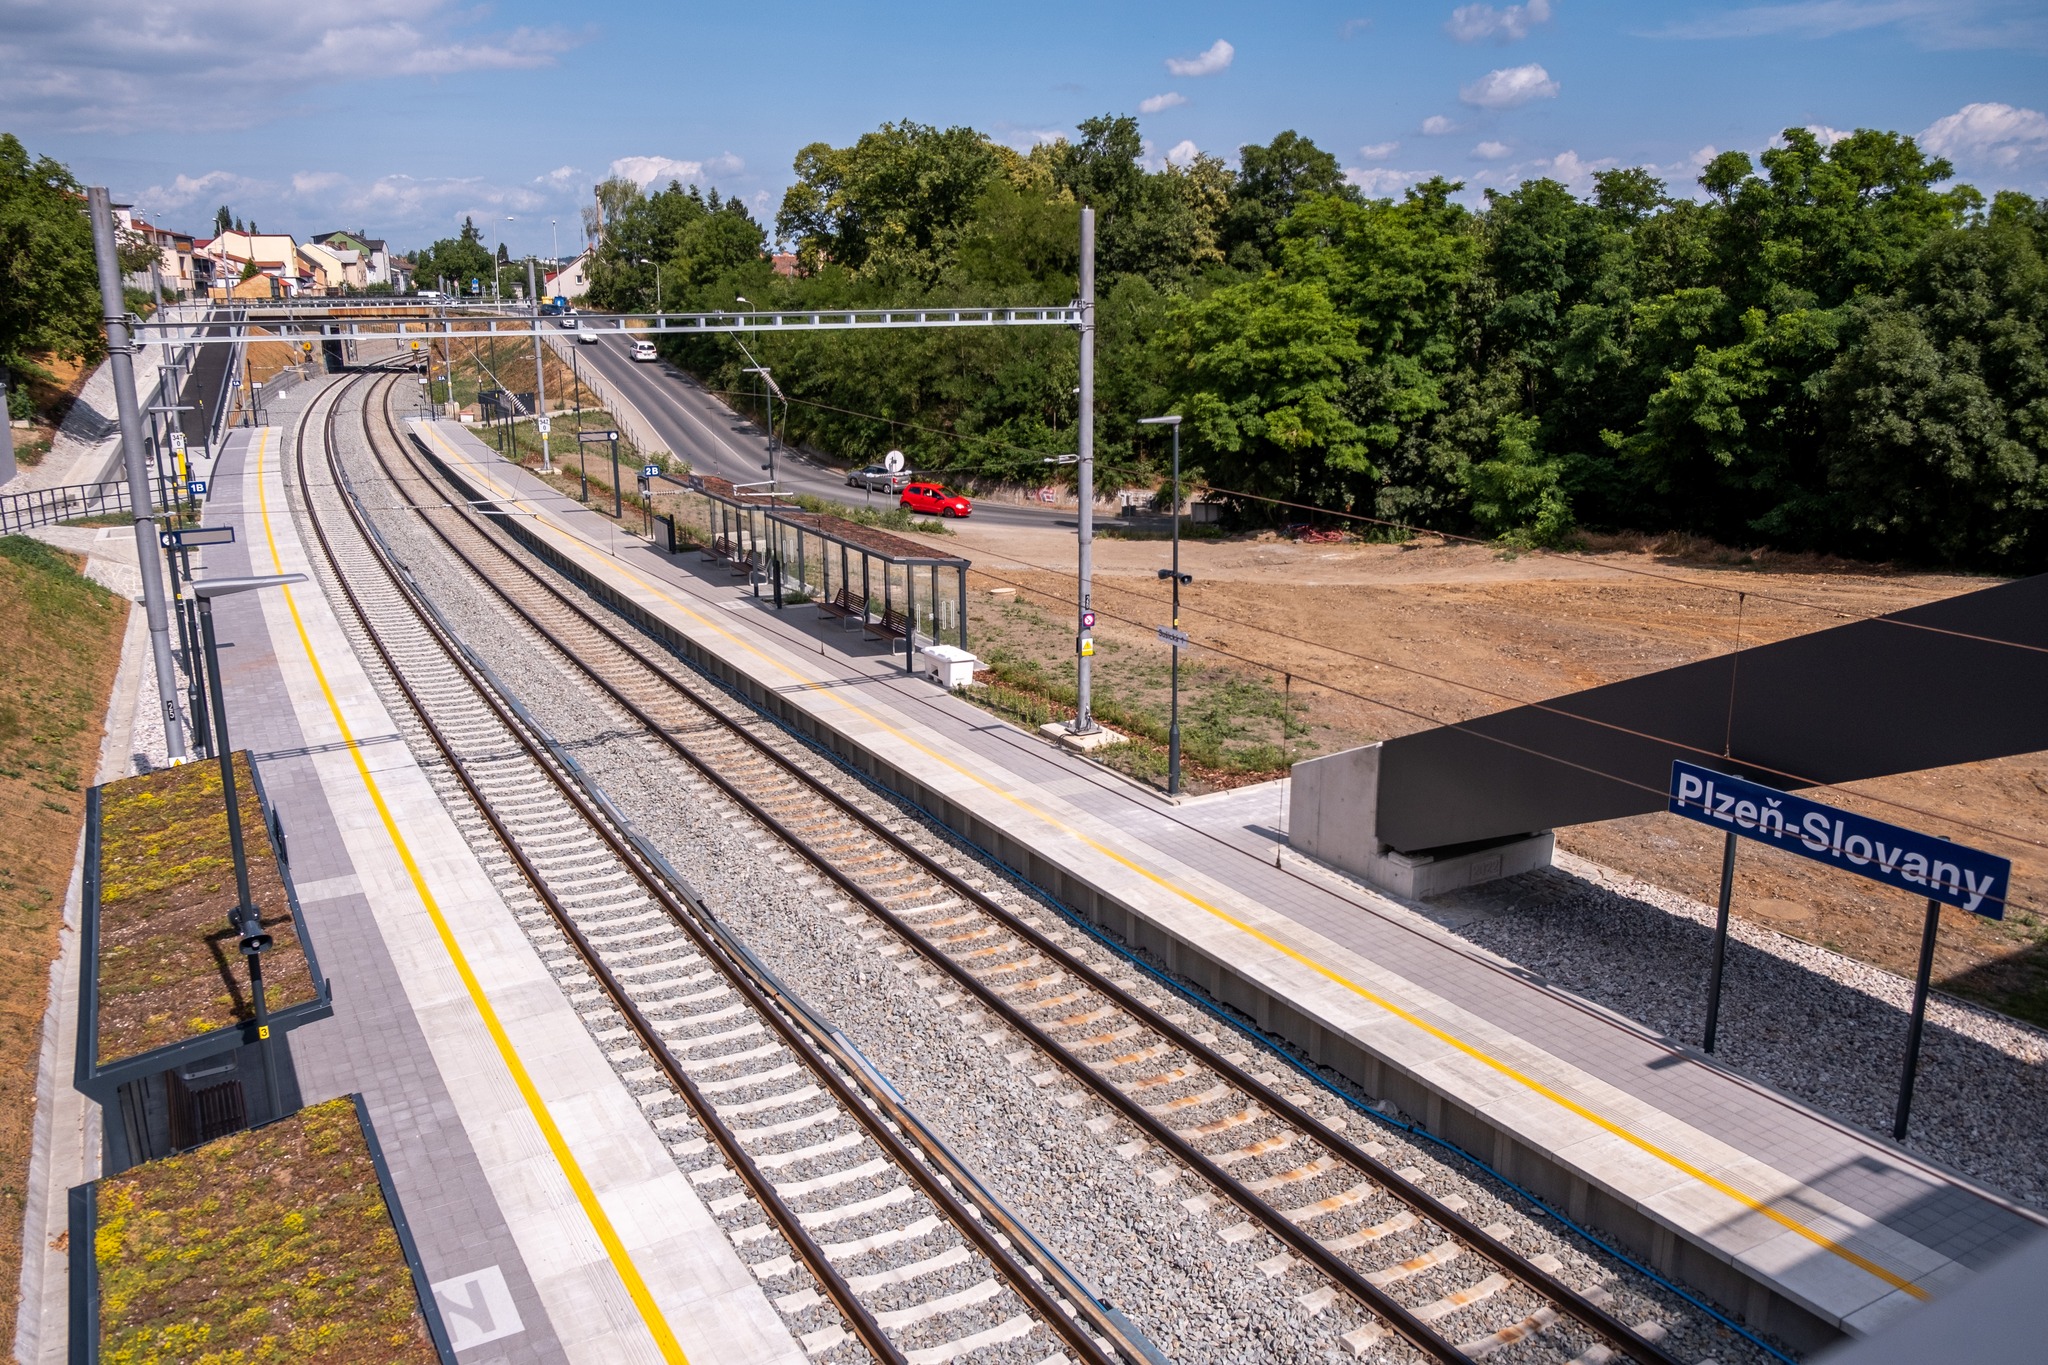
[900,482,972,517]
[418,290,448,304]
[576,322,599,344]
[630,339,659,362]
[847,464,910,492]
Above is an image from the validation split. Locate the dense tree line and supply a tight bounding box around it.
[588,116,2048,573]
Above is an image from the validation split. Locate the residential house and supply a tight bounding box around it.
[297,239,366,294]
[202,229,305,296]
[313,230,403,289]
[545,249,592,300]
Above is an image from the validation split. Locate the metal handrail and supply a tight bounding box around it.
[0,480,133,534]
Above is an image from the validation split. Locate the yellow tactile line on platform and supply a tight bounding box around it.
[253,425,693,1361]
[424,424,1931,1303]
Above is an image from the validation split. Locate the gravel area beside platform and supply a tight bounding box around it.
[1438,852,2048,1212]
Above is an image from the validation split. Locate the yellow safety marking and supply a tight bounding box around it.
[425,424,1934,1300]
[252,425,693,1360]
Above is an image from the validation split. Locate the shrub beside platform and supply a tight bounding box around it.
[69,1095,455,1364]
[75,753,332,1172]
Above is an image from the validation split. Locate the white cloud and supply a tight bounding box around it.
[1528,149,1615,193]
[1920,102,2048,167]
[1805,123,1854,145]
[1165,39,1234,77]
[1447,0,1553,42]
[291,171,346,195]
[0,0,581,134]
[137,170,257,211]
[609,155,705,189]
[1340,17,1374,38]
[1473,140,1513,159]
[1460,63,1560,108]
[1162,139,1202,166]
[1421,115,1460,135]
[536,165,583,187]
[704,152,746,177]
[1359,141,1400,160]
[1139,91,1187,114]
[1344,166,1439,197]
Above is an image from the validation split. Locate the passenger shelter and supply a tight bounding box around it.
[659,475,970,672]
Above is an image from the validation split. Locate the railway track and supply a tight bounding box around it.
[290,370,1150,1365]
[331,369,1710,1365]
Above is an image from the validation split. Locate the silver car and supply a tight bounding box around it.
[847,464,910,491]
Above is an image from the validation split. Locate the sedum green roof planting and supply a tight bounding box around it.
[94,753,316,1064]
[95,1097,439,1365]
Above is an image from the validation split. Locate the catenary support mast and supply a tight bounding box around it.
[89,187,188,762]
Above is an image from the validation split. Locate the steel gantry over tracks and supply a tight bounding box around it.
[122,304,1084,346]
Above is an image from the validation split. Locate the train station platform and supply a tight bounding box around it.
[413,417,2046,1356]
[24,414,806,1365]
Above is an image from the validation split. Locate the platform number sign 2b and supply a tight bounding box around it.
[1668,761,2010,918]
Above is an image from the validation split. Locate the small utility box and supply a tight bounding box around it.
[920,644,980,689]
[76,753,331,1174]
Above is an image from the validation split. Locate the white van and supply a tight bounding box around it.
[630,339,659,362]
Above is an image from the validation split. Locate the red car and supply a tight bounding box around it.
[899,482,972,517]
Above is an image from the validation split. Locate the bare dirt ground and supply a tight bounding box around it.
[918,517,2048,1025]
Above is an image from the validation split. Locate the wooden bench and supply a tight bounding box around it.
[817,586,865,624]
[863,607,911,643]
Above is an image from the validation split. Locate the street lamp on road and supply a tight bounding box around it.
[638,257,664,311]
[494,216,515,302]
[192,572,308,1119]
[1139,415,1191,796]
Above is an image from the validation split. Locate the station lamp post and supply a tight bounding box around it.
[192,572,307,1119]
[1138,415,1191,795]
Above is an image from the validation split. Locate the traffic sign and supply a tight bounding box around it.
[161,526,235,550]
[536,416,552,434]
[883,449,905,473]
[1081,610,1096,629]
[1669,761,2010,917]
[1078,637,1095,657]
[1157,626,1190,649]
[577,429,620,444]
[169,431,187,454]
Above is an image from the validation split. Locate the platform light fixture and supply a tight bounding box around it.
[1138,415,1190,795]
[192,572,308,1118]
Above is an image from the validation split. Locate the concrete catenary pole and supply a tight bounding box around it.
[89,187,188,762]
[526,258,551,471]
[1074,206,1098,734]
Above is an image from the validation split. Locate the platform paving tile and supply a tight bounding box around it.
[420,418,2043,1334]
[197,418,805,1365]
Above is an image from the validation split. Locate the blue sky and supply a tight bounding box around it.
[3,0,2044,254]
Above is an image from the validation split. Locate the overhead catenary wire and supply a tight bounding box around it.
[960,552,2047,873]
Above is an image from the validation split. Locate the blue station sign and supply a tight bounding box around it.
[1669,761,2011,918]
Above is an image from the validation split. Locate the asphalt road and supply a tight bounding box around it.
[568,328,1104,531]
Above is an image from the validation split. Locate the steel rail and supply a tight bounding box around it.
[293,373,910,1364]
[382,404,1688,1365]
[319,372,1137,1365]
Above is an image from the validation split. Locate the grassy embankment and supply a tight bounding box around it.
[0,535,131,1344]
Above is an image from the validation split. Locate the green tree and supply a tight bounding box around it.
[411,216,493,295]
[777,121,1003,280]
[1820,222,2047,568]
[1219,130,1353,268]
[0,134,102,374]
[1166,275,1368,508]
